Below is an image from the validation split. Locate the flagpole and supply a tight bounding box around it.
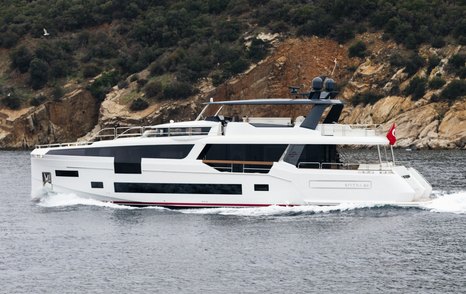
[377,145,383,170]
[391,145,396,165]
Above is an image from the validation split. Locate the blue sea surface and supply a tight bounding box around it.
[0,150,465,293]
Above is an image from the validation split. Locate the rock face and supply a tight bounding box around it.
[0,34,464,149]
[0,89,98,149]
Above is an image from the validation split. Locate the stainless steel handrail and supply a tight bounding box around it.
[298,161,393,171]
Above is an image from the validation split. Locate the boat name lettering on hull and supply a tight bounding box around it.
[309,180,372,189]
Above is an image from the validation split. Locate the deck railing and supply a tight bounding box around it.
[202,159,273,173]
[318,124,382,137]
[298,161,394,171]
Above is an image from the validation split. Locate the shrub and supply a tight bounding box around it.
[351,91,383,106]
[118,80,129,89]
[428,77,446,90]
[30,94,47,106]
[52,85,65,101]
[447,54,465,77]
[448,54,465,69]
[211,70,226,87]
[404,77,427,100]
[0,31,19,48]
[29,58,49,90]
[348,41,367,58]
[87,71,120,101]
[129,74,139,82]
[144,81,162,98]
[136,78,148,90]
[49,60,71,79]
[10,46,33,73]
[431,37,445,48]
[2,95,21,110]
[459,67,466,79]
[82,64,101,78]
[227,57,249,74]
[162,81,194,99]
[130,98,149,111]
[390,52,424,76]
[439,80,466,101]
[427,56,441,74]
[333,22,355,44]
[248,38,269,62]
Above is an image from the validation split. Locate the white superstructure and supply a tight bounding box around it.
[31,78,432,207]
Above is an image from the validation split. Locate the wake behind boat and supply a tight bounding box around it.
[31,77,432,207]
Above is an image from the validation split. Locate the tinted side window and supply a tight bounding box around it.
[47,145,193,159]
[198,144,287,162]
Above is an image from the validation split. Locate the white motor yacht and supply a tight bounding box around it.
[31,77,432,207]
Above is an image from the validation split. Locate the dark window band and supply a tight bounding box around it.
[47,145,194,174]
[55,170,79,177]
[114,183,242,195]
[47,145,194,159]
[91,182,104,188]
[254,184,269,191]
[198,144,287,162]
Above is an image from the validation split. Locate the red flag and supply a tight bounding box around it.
[386,123,396,145]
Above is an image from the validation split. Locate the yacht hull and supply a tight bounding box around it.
[31,154,432,208]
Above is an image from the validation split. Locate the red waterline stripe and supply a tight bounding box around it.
[111,201,298,207]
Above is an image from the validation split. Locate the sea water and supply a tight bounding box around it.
[0,150,465,293]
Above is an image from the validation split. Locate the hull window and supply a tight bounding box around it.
[114,182,242,195]
[254,184,269,191]
[55,170,79,177]
[91,182,104,188]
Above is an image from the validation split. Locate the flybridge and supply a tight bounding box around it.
[198,76,344,130]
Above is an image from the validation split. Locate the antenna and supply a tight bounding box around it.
[330,58,337,77]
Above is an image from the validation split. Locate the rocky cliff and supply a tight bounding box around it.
[0,88,98,149]
[0,34,464,149]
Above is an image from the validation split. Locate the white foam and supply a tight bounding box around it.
[35,191,133,209]
[421,191,466,214]
[180,202,380,216]
[32,188,466,215]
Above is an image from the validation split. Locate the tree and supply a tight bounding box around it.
[10,46,33,73]
[248,38,269,62]
[439,80,466,101]
[163,81,194,99]
[130,98,149,111]
[404,77,427,101]
[348,41,367,58]
[29,59,49,90]
[144,81,163,98]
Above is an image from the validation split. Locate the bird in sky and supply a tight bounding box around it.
[43,28,50,36]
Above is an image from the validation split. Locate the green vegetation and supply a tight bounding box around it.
[428,77,446,90]
[348,41,367,58]
[404,77,427,101]
[130,98,149,111]
[427,56,441,74]
[447,54,466,77]
[438,80,466,102]
[144,81,163,99]
[30,94,47,106]
[0,0,465,106]
[389,51,425,77]
[2,94,21,110]
[86,71,120,101]
[52,85,65,101]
